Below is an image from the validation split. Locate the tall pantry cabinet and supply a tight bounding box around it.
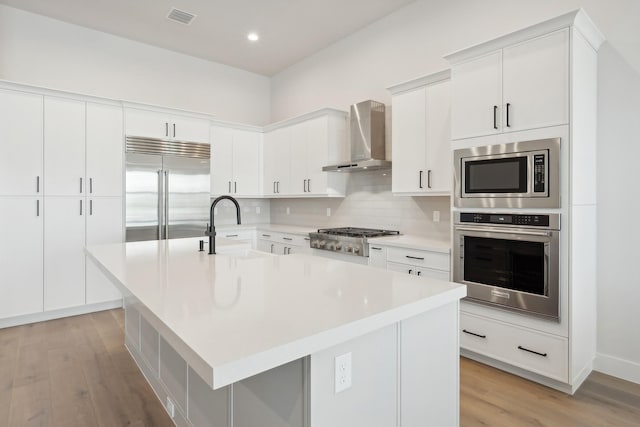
[0,85,124,325]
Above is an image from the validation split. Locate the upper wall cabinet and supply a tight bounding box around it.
[0,89,44,196]
[125,108,210,143]
[448,29,569,140]
[86,103,124,197]
[263,109,348,198]
[388,71,452,196]
[210,125,262,197]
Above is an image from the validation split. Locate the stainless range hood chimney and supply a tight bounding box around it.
[323,100,391,172]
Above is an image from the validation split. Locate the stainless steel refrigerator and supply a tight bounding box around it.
[125,136,210,242]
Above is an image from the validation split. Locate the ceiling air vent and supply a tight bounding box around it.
[167,8,197,25]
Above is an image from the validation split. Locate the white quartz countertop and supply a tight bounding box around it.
[87,237,464,389]
[367,235,451,253]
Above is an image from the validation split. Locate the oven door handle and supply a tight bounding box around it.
[454,226,552,238]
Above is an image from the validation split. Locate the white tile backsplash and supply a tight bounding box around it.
[210,198,271,225]
[270,171,450,241]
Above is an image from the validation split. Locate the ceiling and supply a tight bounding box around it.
[0,0,416,76]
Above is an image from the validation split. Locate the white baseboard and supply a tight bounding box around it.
[0,299,123,329]
[594,353,640,385]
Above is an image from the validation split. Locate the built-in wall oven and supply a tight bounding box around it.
[453,212,560,320]
[454,138,560,209]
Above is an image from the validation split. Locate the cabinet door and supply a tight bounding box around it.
[451,51,502,140]
[0,90,43,196]
[86,103,124,197]
[414,267,450,281]
[44,97,86,196]
[172,115,210,143]
[44,197,86,311]
[233,130,261,196]
[386,261,415,275]
[306,117,330,196]
[264,127,291,195]
[257,239,275,254]
[210,126,234,195]
[368,245,388,269]
[391,87,427,193]
[502,29,569,132]
[86,197,123,304]
[125,109,170,139]
[425,81,452,194]
[262,131,278,195]
[289,123,308,196]
[0,197,43,319]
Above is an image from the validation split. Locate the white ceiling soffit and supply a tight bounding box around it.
[0,0,417,76]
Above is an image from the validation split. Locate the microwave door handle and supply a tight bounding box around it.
[454,227,551,238]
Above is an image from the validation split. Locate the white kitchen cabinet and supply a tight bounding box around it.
[86,197,123,304]
[448,29,569,140]
[365,242,450,280]
[263,127,292,195]
[387,261,450,281]
[211,126,262,197]
[0,197,43,319]
[86,103,124,197]
[0,89,43,196]
[125,108,209,143]
[264,109,347,197]
[44,97,86,196]
[368,244,388,269]
[389,72,451,195]
[44,196,87,311]
[256,230,309,255]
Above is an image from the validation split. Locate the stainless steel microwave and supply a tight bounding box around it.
[454,138,560,209]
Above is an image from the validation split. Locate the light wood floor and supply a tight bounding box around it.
[1,309,639,426]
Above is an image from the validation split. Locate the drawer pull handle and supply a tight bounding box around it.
[282,237,293,241]
[304,237,310,241]
[406,255,424,261]
[262,234,271,237]
[225,234,238,238]
[462,329,486,339]
[517,345,547,357]
[371,247,382,250]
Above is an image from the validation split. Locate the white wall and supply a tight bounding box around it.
[271,0,640,383]
[0,5,270,125]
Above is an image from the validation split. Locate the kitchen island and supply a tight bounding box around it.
[86,237,465,427]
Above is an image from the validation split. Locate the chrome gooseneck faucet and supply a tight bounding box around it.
[206,195,241,254]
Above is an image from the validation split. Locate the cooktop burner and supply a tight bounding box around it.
[316,227,400,238]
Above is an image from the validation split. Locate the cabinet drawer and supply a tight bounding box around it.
[387,247,449,270]
[219,229,253,241]
[416,267,449,281]
[461,312,568,382]
[258,230,307,247]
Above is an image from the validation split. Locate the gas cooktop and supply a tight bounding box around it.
[309,227,400,256]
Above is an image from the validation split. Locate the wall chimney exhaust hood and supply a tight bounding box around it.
[323,100,390,172]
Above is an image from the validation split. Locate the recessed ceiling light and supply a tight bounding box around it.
[247,32,259,42]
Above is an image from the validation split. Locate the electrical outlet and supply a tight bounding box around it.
[335,352,352,393]
[326,207,331,217]
[286,207,290,215]
[166,397,175,418]
[256,206,261,214]
[433,210,440,222]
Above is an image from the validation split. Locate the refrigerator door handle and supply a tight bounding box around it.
[157,169,164,240]
[164,170,169,240]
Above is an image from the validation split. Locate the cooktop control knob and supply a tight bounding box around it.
[335,243,343,251]
[353,246,360,254]
[327,242,335,250]
[319,240,326,248]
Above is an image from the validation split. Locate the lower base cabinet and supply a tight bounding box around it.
[257,231,310,255]
[367,243,451,281]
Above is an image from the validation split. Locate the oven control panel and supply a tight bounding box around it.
[460,213,550,227]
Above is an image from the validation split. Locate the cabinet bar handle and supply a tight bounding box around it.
[270,244,274,253]
[262,234,271,237]
[304,237,310,241]
[427,170,432,189]
[89,178,93,194]
[234,181,237,193]
[36,176,40,193]
[406,255,425,261]
[36,199,40,216]
[90,199,93,216]
[225,234,238,238]
[463,329,486,339]
[417,271,421,276]
[506,103,511,127]
[273,181,276,193]
[228,181,231,193]
[493,105,498,129]
[80,199,83,216]
[303,179,307,192]
[283,237,293,241]
[80,177,83,193]
[277,181,280,193]
[165,122,169,137]
[307,179,311,193]
[173,123,176,138]
[371,247,382,251]
[419,170,423,189]
[517,345,547,357]
[408,269,413,275]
